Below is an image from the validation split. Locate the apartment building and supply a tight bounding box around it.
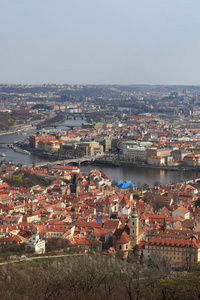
[123,145,146,162]
[141,237,200,266]
[146,147,171,159]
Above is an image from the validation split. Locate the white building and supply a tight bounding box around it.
[25,232,45,254]
[172,206,190,220]
[118,206,131,216]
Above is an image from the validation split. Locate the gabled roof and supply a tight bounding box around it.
[116,231,131,244]
[120,196,129,206]
[177,206,190,214]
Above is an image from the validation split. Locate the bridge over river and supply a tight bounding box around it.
[176,177,200,186]
[22,155,103,169]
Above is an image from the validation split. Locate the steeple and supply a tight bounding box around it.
[129,201,139,246]
[131,202,138,219]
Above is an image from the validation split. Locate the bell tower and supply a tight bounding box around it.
[129,202,139,246]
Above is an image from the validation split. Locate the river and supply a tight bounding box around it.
[0,118,199,187]
[0,118,84,166]
[80,165,199,187]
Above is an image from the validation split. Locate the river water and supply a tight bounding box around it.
[0,118,199,187]
[80,165,199,187]
[0,118,84,166]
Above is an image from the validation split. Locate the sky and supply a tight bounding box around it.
[1,0,200,85]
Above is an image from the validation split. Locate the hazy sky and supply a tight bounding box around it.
[1,0,200,85]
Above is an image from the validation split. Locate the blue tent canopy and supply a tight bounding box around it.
[92,218,102,223]
[116,181,137,189]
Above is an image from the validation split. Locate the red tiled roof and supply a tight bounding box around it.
[116,231,131,244]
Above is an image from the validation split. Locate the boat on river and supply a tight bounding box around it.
[21,130,27,135]
[13,146,30,155]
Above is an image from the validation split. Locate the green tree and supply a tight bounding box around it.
[195,197,200,207]
[13,174,23,184]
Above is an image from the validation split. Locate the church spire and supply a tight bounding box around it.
[131,202,138,219]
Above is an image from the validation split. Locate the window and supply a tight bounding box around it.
[126,245,128,249]
[120,245,122,249]
[132,222,134,225]
[132,230,134,233]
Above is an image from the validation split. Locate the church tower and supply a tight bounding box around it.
[129,202,139,247]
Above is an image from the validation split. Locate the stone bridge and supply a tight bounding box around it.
[183,177,200,185]
[22,155,101,169]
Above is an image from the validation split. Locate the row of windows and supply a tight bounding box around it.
[151,248,194,255]
[151,246,190,251]
[119,245,128,250]
[47,232,62,236]
[152,250,184,256]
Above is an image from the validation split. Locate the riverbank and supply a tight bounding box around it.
[18,146,200,172]
[38,113,67,128]
[19,145,74,160]
[93,159,200,172]
[0,113,69,137]
[0,125,37,137]
[0,130,18,136]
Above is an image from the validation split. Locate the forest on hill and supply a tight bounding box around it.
[0,110,31,131]
[0,254,200,300]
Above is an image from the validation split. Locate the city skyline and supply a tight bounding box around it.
[1,0,200,85]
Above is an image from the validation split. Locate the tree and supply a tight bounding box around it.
[143,191,166,210]
[32,160,36,168]
[142,183,149,190]
[117,259,145,300]
[137,181,142,190]
[128,184,134,193]
[13,174,23,184]
[195,197,200,207]
[111,180,117,187]
[153,181,160,187]
[143,255,171,300]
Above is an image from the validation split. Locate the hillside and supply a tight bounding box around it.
[0,254,199,300]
